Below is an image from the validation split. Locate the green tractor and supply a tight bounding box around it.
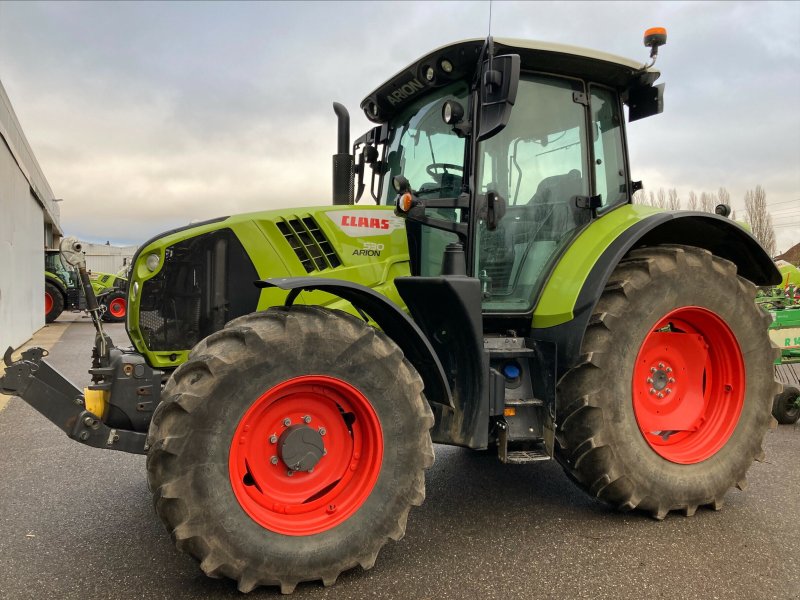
[90,265,129,323]
[2,31,782,593]
[44,248,83,322]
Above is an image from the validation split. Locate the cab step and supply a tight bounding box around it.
[504,447,551,464]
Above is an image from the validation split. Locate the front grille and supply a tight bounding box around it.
[277,217,341,272]
[136,228,259,352]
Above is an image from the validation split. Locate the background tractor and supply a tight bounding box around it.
[2,31,782,594]
[90,265,130,323]
[44,248,83,322]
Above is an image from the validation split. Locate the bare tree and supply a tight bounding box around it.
[667,188,681,210]
[700,191,716,213]
[744,185,776,255]
[648,190,656,207]
[687,190,698,211]
[655,188,666,209]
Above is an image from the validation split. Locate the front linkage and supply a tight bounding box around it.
[1,238,161,454]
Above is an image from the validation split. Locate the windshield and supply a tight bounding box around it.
[379,82,469,205]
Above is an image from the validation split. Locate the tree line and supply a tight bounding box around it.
[632,185,776,256]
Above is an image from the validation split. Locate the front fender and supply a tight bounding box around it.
[257,277,453,408]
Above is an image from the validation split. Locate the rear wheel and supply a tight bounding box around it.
[772,386,800,424]
[146,306,434,593]
[555,245,779,518]
[101,291,127,322]
[45,281,64,323]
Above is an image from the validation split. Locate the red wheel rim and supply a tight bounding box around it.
[45,292,53,314]
[108,297,126,318]
[632,306,745,464]
[229,375,383,536]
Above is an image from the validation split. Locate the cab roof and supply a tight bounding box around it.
[360,38,660,123]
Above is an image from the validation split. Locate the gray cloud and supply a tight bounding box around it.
[1,1,797,250]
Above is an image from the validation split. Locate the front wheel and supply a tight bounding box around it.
[555,245,779,518]
[100,290,127,323]
[146,306,434,593]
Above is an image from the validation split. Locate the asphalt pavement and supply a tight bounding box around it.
[1,314,798,600]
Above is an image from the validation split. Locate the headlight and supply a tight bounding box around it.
[145,253,160,272]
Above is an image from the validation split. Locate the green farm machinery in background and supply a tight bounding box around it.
[44,246,129,324]
[759,275,800,425]
[3,30,786,593]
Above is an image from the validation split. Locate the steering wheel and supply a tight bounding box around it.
[426,163,463,177]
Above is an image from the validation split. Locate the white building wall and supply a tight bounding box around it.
[0,144,44,350]
[0,78,62,350]
[80,242,138,274]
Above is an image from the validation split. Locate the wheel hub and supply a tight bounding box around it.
[651,368,669,391]
[278,424,325,472]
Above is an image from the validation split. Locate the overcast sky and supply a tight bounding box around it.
[1,1,798,252]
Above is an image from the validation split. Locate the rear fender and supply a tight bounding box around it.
[533,209,780,378]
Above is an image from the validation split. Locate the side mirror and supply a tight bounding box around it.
[628,83,664,122]
[477,54,520,141]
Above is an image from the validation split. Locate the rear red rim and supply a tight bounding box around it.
[108,297,126,318]
[44,292,53,314]
[632,306,745,464]
[229,375,383,535]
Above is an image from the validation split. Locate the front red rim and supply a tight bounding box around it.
[632,306,745,464]
[44,292,53,315]
[108,297,126,318]
[229,375,383,536]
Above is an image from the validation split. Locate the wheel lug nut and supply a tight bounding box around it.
[269,435,277,444]
[665,388,672,395]
[282,418,291,427]
[303,415,311,424]
[649,388,657,395]
[668,378,675,384]
[286,470,294,477]
[666,367,672,373]
[657,392,664,399]
[650,367,656,373]
[646,377,653,384]
[319,427,326,436]
[270,456,278,465]
[658,362,665,369]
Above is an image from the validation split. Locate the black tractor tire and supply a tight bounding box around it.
[772,386,800,425]
[100,290,127,323]
[146,306,434,593]
[45,281,65,323]
[555,245,780,519]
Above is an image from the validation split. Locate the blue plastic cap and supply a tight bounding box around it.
[503,363,521,380]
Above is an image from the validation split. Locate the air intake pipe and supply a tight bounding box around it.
[332,102,354,205]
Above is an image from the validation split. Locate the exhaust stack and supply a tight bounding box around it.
[332,102,354,205]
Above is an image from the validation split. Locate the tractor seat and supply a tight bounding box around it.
[527,170,588,239]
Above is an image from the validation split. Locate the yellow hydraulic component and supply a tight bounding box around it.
[83,388,109,419]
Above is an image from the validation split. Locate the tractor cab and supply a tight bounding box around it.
[45,249,79,289]
[348,38,663,320]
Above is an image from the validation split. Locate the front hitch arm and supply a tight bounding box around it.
[1,346,148,454]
